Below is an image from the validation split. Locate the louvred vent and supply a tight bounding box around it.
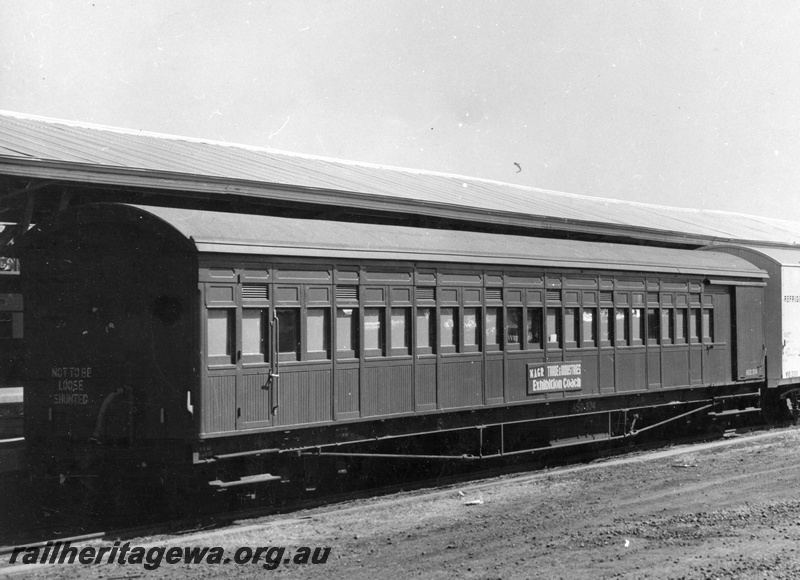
[415,287,435,301]
[242,285,268,300]
[336,286,358,301]
[486,288,502,300]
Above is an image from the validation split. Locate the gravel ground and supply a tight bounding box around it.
[6,427,800,579]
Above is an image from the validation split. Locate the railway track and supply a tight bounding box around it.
[1,418,784,555]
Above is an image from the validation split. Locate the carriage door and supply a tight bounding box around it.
[733,285,765,381]
[202,272,273,434]
[702,286,732,385]
[237,276,274,430]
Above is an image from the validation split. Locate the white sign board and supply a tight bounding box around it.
[527,362,582,394]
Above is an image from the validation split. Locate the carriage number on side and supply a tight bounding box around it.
[571,400,596,414]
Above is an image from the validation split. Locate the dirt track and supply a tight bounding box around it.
[8,427,800,579]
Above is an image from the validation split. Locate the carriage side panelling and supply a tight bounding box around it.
[197,258,748,436]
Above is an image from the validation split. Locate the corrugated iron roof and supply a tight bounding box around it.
[1,110,799,246]
[21,203,767,279]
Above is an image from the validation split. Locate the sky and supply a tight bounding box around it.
[1,1,799,221]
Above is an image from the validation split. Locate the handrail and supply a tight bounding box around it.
[270,311,280,416]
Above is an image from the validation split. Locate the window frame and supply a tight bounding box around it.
[390,306,412,356]
[674,307,688,345]
[505,306,523,351]
[206,307,235,366]
[462,306,482,353]
[241,307,269,365]
[276,307,302,362]
[599,306,614,347]
[485,306,502,352]
[630,307,644,347]
[363,306,386,358]
[614,308,630,347]
[563,306,579,349]
[335,306,359,360]
[581,306,597,348]
[305,307,332,361]
[546,306,562,349]
[661,308,674,345]
[702,307,715,343]
[526,306,544,350]
[646,308,660,346]
[439,306,459,354]
[688,308,701,344]
[415,305,436,356]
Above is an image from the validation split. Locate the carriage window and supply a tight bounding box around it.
[564,308,578,347]
[527,307,543,349]
[615,309,629,346]
[484,308,502,350]
[463,307,481,352]
[336,308,358,358]
[486,308,501,350]
[416,307,435,354]
[364,308,385,356]
[207,309,233,364]
[307,308,331,359]
[507,307,522,349]
[689,309,701,343]
[277,309,300,361]
[599,308,613,346]
[631,308,644,345]
[702,309,714,342]
[391,308,411,355]
[582,308,597,347]
[661,309,673,344]
[440,307,458,353]
[242,309,267,361]
[546,307,562,347]
[675,309,687,344]
[647,309,660,345]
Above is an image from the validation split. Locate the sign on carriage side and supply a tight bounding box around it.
[527,362,582,394]
[51,366,93,405]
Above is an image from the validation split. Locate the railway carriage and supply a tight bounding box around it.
[705,245,800,414]
[18,203,770,490]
